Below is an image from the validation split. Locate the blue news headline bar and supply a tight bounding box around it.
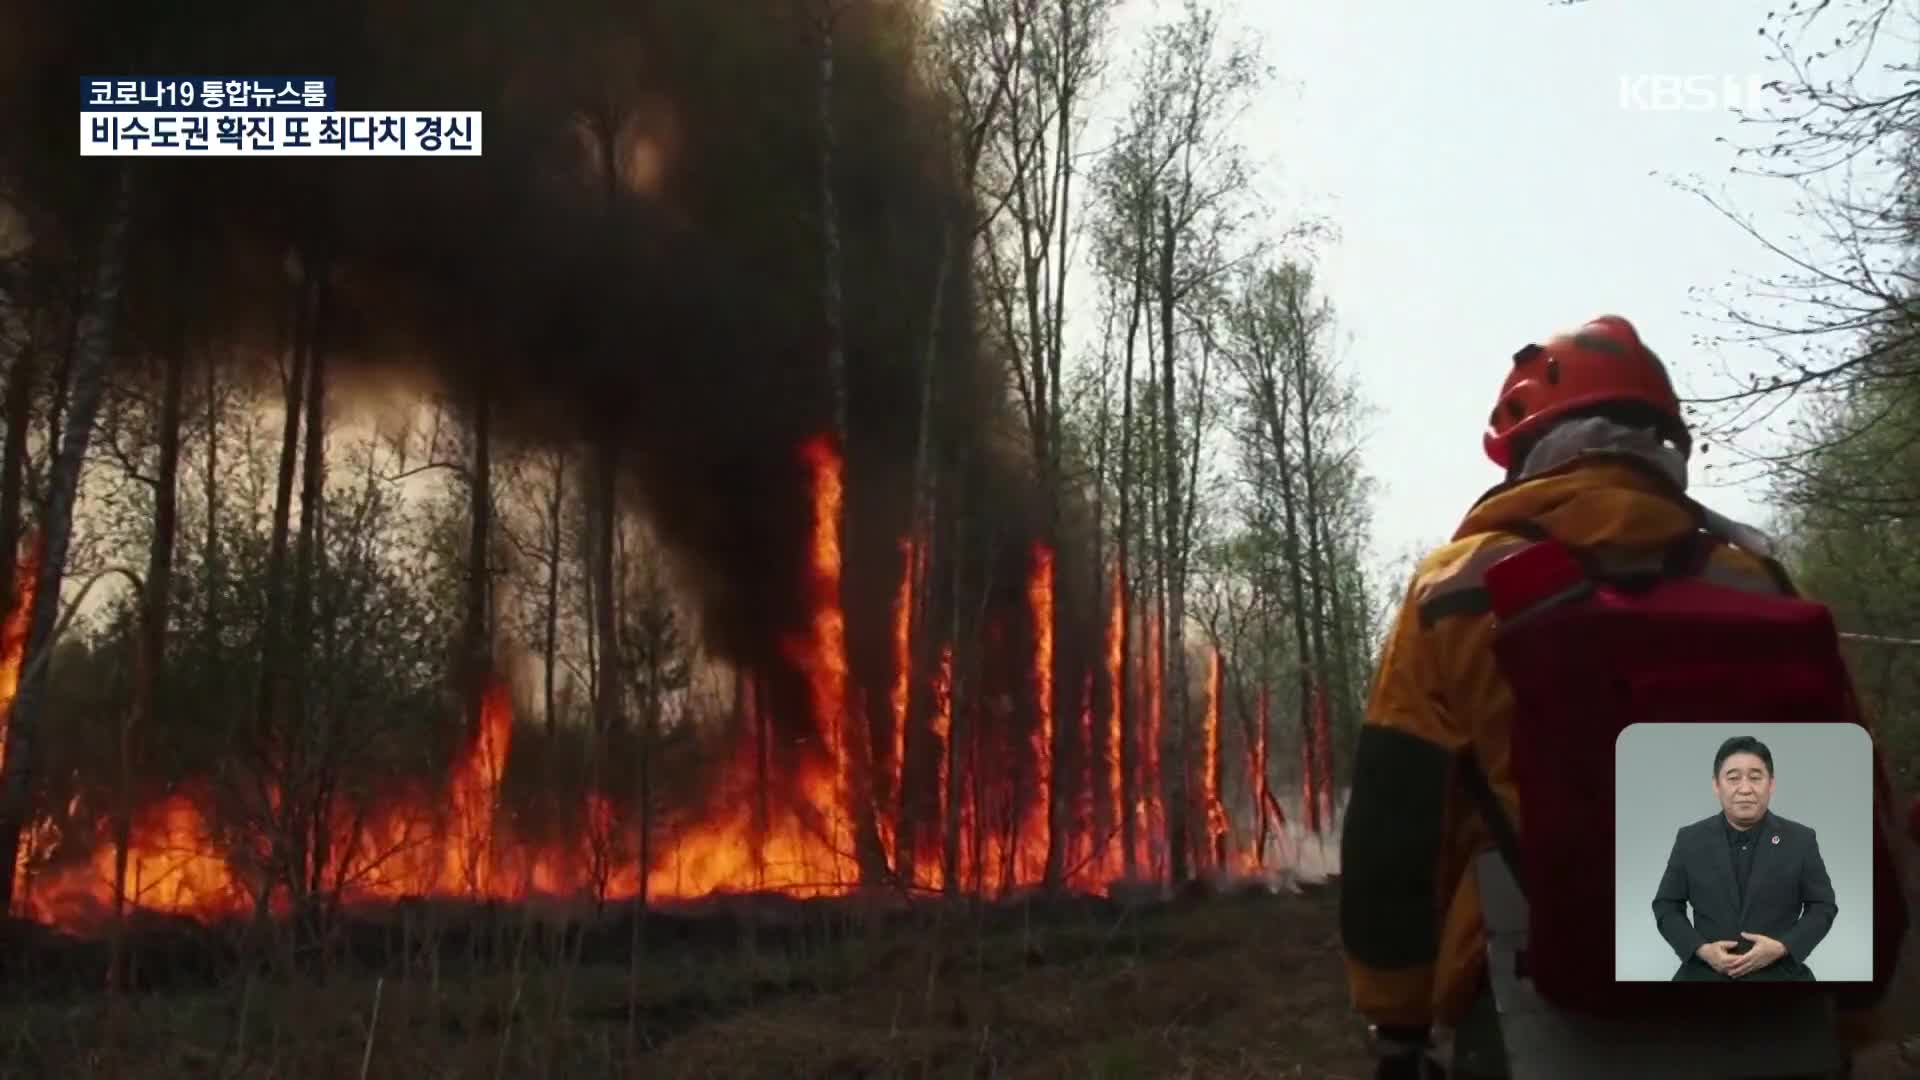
[81,77,335,112]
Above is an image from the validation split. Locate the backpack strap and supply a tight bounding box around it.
[1691,502,1799,597]
[1492,519,1712,595]
[1466,517,1569,896]
[1659,527,1719,578]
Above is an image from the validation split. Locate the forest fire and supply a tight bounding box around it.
[776,433,860,885]
[1077,670,1094,873]
[3,433,1342,937]
[1025,543,1053,883]
[888,536,914,859]
[0,533,40,775]
[929,644,952,882]
[1141,603,1162,874]
[1104,562,1123,869]
[1300,711,1317,835]
[1312,682,1334,832]
[1248,684,1272,872]
[1204,647,1226,867]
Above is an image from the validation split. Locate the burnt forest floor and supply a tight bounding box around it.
[0,880,1374,1079]
[2,874,1917,1080]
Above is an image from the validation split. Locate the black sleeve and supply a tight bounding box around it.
[1652,827,1706,961]
[1340,725,1451,970]
[1780,828,1837,961]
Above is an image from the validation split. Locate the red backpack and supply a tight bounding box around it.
[1461,521,1909,1020]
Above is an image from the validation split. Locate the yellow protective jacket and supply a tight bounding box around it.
[1338,448,1907,1039]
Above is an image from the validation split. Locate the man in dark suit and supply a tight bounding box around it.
[1651,735,1838,982]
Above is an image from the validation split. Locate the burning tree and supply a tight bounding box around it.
[0,0,1381,953]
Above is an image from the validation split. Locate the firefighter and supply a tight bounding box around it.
[1339,315,1909,1079]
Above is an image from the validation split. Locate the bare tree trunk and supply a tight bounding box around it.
[1157,195,1191,885]
[289,271,328,711]
[636,670,654,905]
[256,268,313,740]
[999,1,1056,893]
[940,462,965,895]
[542,453,563,735]
[288,265,329,918]
[810,0,887,888]
[1265,382,1316,833]
[1143,313,1166,880]
[1303,530,1340,811]
[581,503,599,715]
[1089,377,1111,867]
[747,669,768,887]
[245,269,310,947]
[0,165,136,911]
[0,334,36,615]
[463,386,493,744]
[917,11,1013,886]
[1040,0,1079,895]
[1294,349,1334,810]
[39,316,72,510]
[201,351,221,656]
[1328,556,1366,784]
[1115,251,1144,879]
[1253,683,1271,865]
[815,2,848,443]
[111,302,188,989]
[634,548,659,916]
[592,439,619,738]
[900,222,955,889]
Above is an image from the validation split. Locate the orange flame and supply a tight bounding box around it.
[112,791,241,914]
[1246,682,1270,871]
[929,643,952,890]
[650,433,862,897]
[0,531,43,775]
[888,537,913,857]
[34,788,244,927]
[1,532,41,899]
[1025,543,1054,880]
[18,681,569,928]
[12,432,1340,930]
[1142,601,1162,873]
[1313,678,1334,830]
[1076,669,1094,877]
[1104,562,1123,870]
[16,436,870,928]
[1204,647,1226,865]
[779,434,855,879]
[444,675,511,892]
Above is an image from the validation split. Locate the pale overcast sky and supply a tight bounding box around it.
[1085,0,1822,577]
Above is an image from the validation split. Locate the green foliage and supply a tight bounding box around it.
[36,435,462,814]
[1775,352,1920,783]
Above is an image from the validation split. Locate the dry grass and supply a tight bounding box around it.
[3,874,1915,1080]
[0,884,1372,1080]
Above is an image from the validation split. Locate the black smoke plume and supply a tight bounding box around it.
[0,0,1107,762]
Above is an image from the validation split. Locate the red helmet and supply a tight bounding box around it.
[1483,315,1687,469]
